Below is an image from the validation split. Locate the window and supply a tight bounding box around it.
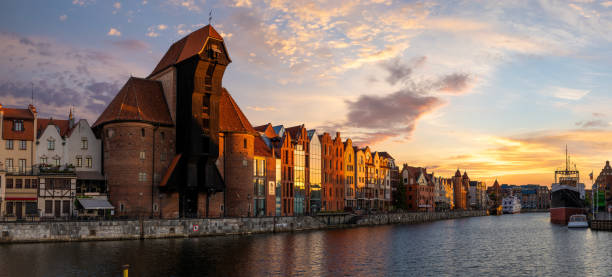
[19,140,27,150]
[107,128,114,138]
[76,157,82,167]
[160,132,165,141]
[45,200,53,214]
[54,158,60,167]
[141,128,145,137]
[31,179,38,189]
[25,179,30,189]
[15,179,22,189]
[119,203,125,212]
[6,178,13,188]
[81,138,88,149]
[139,151,146,160]
[19,159,26,173]
[62,200,70,214]
[243,139,247,149]
[41,157,48,165]
[7,202,14,215]
[48,139,55,150]
[86,157,92,168]
[139,172,147,182]
[6,140,13,150]
[6,158,14,172]
[13,120,24,131]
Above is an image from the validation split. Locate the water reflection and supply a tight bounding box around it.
[0,213,610,276]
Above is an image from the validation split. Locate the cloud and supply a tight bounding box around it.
[0,32,144,122]
[435,73,472,94]
[111,39,149,51]
[107,28,121,36]
[603,1,612,8]
[59,15,67,21]
[72,0,95,6]
[575,120,609,128]
[157,24,168,30]
[546,86,590,100]
[381,56,426,85]
[246,106,278,112]
[167,0,202,12]
[113,2,121,10]
[234,0,252,7]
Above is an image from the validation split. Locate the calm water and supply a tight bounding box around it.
[1,213,610,276]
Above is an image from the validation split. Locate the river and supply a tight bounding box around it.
[0,213,610,276]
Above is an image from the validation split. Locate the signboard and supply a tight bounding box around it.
[268,181,275,195]
[193,225,199,232]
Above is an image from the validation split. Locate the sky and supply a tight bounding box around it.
[2,0,612,187]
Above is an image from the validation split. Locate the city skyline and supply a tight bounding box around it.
[2,1,612,185]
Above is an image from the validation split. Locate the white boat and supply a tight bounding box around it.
[502,195,521,214]
[567,214,588,228]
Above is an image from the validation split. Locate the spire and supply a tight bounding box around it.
[69,106,75,128]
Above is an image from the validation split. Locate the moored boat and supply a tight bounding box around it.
[567,214,588,228]
[502,195,521,214]
[551,147,585,225]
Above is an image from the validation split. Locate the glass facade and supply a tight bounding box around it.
[275,158,282,216]
[294,145,306,215]
[253,158,266,216]
[309,135,321,213]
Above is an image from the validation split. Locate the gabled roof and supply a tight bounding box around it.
[149,25,228,77]
[1,107,34,119]
[455,169,462,177]
[273,125,284,137]
[37,118,72,138]
[254,135,273,157]
[378,151,394,160]
[92,77,173,128]
[307,129,317,140]
[285,124,306,142]
[218,88,257,134]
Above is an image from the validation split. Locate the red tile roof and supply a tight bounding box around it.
[37,118,72,138]
[254,123,278,138]
[2,108,34,119]
[254,135,272,157]
[285,124,306,141]
[1,107,35,140]
[149,25,227,77]
[218,88,257,134]
[92,77,173,128]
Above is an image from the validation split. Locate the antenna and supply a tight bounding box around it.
[208,9,213,25]
[31,82,34,105]
[565,145,568,171]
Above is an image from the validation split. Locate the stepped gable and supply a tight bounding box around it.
[37,118,71,138]
[455,169,462,177]
[285,125,305,141]
[92,77,173,128]
[149,24,228,77]
[218,88,257,134]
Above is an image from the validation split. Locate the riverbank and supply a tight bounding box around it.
[0,210,486,243]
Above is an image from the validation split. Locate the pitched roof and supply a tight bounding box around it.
[285,125,305,141]
[37,118,72,138]
[455,169,462,177]
[378,151,394,160]
[254,135,272,157]
[218,88,257,134]
[1,107,34,119]
[149,25,226,77]
[92,77,173,128]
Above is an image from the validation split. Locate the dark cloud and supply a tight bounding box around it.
[436,73,471,94]
[111,39,149,51]
[575,120,608,128]
[381,56,426,85]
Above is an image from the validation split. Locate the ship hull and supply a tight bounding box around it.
[550,188,584,225]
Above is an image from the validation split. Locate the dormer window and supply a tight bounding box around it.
[13,120,24,131]
[81,137,88,150]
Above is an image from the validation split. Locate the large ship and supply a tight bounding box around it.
[550,147,585,224]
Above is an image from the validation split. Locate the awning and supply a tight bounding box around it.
[76,171,105,181]
[77,198,114,210]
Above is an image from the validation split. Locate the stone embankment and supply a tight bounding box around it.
[0,211,486,243]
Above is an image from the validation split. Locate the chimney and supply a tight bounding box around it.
[28,104,37,114]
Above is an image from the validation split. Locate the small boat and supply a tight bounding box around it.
[567,214,588,228]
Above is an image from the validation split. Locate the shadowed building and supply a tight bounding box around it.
[94,25,268,218]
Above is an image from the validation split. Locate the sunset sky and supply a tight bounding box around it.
[2,0,612,186]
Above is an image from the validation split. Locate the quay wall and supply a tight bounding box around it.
[0,211,486,243]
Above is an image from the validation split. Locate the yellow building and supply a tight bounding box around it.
[343,139,355,208]
[354,147,366,209]
[0,104,39,220]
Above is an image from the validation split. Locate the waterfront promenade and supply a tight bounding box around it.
[1,213,610,276]
[0,211,485,243]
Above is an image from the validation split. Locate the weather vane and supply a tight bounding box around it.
[208,9,213,25]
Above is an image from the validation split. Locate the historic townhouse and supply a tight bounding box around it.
[363,147,374,209]
[343,139,355,209]
[354,147,366,209]
[0,104,38,220]
[273,125,295,216]
[285,125,309,215]
[253,135,276,216]
[379,152,393,211]
[320,133,333,211]
[452,170,470,210]
[307,130,321,213]
[332,133,344,211]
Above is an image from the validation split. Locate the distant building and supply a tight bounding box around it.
[343,139,355,209]
[469,181,487,210]
[401,165,435,212]
[452,170,469,210]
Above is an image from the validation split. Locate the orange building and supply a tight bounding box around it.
[285,125,309,215]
